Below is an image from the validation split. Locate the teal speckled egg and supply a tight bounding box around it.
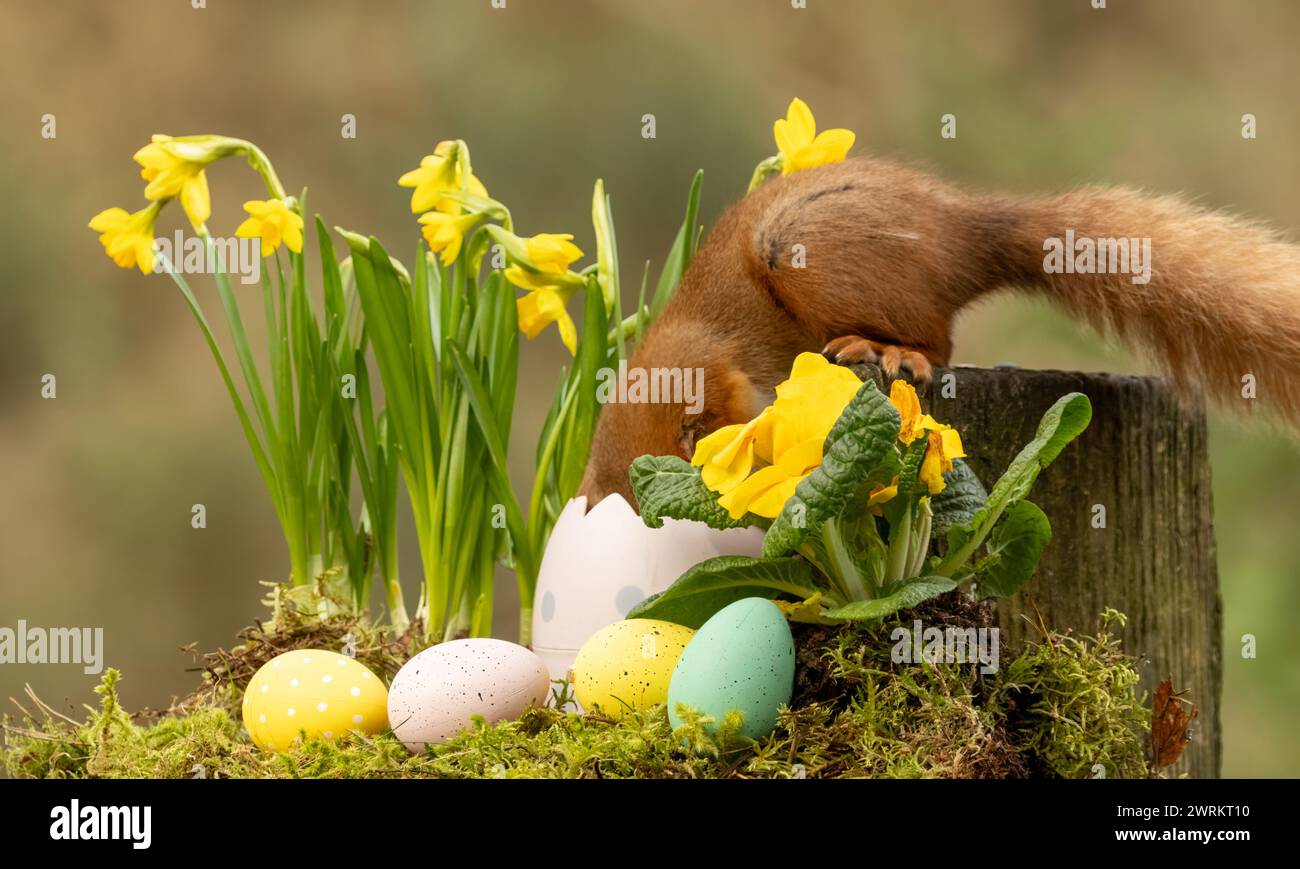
[667,597,795,739]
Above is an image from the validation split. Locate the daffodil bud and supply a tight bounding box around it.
[140,133,245,166]
[334,227,411,284]
[591,179,618,313]
[746,155,783,193]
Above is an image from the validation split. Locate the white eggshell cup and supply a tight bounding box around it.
[531,494,764,682]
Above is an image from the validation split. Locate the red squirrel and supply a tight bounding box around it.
[579,157,1300,508]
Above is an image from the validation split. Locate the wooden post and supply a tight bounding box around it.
[854,363,1222,778]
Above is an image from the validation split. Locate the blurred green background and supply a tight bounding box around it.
[1,0,1296,776]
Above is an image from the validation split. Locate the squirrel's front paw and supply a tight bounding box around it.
[822,335,935,384]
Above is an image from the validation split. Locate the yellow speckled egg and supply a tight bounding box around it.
[241,649,388,751]
[573,619,694,718]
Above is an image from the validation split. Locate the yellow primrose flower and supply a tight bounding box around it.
[88,201,163,274]
[889,379,952,445]
[235,199,304,257]
[515,281,580,355]
[692,407,775,497]
[522,233,584,274]
[698,353,862,519]
[774,98,855,175]
[134,134,218,230]
[398,141,487,215]
[717,431,821,519]
[887,379,966,493]
[919,428,966,495]
[419,211,483,265]
[768,353,863,459]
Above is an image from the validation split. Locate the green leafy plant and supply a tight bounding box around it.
[339,145,703,643]
[629,363,1091,627]
[339,218,521,641]
[89,138,383,616]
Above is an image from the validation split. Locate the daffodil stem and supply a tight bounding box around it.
[746,156,782,193]
[606,311,643,346]
[238,141,288,201]
[518,607,533,648]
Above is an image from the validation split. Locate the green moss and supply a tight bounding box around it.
[3,607,1150,779]
[989,609,1149,778]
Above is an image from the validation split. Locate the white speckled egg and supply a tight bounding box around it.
[531,494,765,682]
[387,638,550,752]
[241,649,388,751]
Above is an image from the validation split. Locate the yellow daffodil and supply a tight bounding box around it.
[88,201,163,274]
[522,233,583,274]
[774,98,855,175]
[503,233,586,353]
[419,211,483,265]
[133,134,222,230]
[398,141,487,215]
[698,353,863,519]
[235,199,304,257]
[919,428,966,495]
[515,281,580,354]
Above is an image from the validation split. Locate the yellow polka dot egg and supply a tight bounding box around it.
[241,649,388,751]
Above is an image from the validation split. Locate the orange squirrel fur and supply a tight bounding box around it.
[580,157,1300,507]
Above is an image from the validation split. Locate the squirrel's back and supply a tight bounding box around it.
[689,158,1300,424]
[581,158,1300,507]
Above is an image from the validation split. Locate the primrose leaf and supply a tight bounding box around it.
[626,555,821,629]
[939,392,1091,574]
[821,576,957,622]
[972,500,1051,600]
[930,459,988,536]
[629,455,760,530]
[763,380,902,558]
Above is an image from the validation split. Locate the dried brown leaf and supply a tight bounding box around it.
[1150,675,1197,770]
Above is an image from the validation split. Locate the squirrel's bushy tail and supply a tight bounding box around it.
[1002,188,1300,425]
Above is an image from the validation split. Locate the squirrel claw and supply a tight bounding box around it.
[822,335,935,384]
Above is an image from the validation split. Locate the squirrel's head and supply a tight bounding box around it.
[578,328,763,511]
